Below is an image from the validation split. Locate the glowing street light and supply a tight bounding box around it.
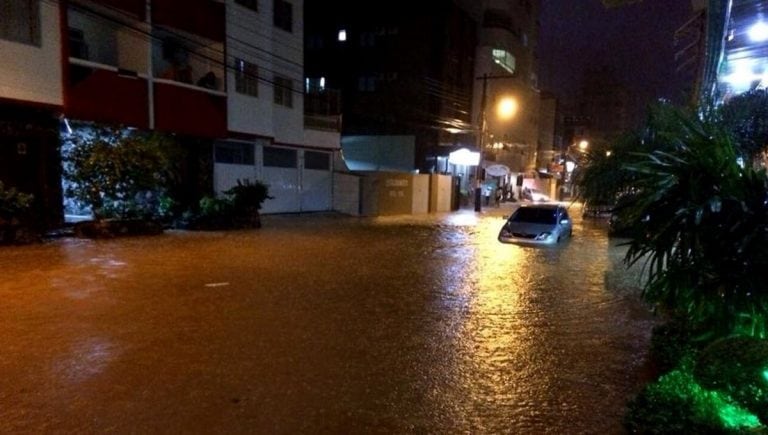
[578,140,589,152]
[496,96,518,121]
[605,150,612,157]
[749,21,768,42]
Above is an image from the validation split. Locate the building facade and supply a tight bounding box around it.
[472,0,542,192]
[304,0,479,175]
[0,0,340,226]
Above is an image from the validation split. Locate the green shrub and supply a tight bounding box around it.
[649,320,701,375]
[0,181,33,224]
[62,124,178,220]
[625,368,762,434]
[694,336,768,424]
[224,179,271,213]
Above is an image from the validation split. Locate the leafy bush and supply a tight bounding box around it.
[624,368,762,433]
[181,180,270,230]
[694,336,768,424]
[0,181,33,224]
[649,320,701,376]
[62,124,178,220]
[224,179,271,213]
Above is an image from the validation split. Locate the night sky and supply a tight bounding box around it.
[539,0,695,121]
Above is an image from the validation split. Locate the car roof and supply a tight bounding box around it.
[519,203,561,210]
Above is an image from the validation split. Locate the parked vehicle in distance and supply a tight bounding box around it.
[498,203,573,246]
[522,187,550,202]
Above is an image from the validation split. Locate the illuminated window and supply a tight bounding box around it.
[305,77,325,92]
[235,58,259,97]
[273,75,293,108]
[0,0,40,46]
[492,49,516,74]
[338,29,347,41]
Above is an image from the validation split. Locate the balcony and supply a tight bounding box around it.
[67,64,149,128]
[66,5,150,127]
[152,29,225,93]
[153,81,226,138]
[304,89,341,132]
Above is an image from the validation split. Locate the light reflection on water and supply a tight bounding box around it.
[0,206,653,433]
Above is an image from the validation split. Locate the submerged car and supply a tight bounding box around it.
[498,203,573,245]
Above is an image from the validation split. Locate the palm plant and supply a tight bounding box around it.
[618,106,768,339]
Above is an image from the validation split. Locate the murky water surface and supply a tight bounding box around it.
[0,204,653,434]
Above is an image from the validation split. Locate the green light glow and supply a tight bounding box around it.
[650,369,763,430]
[762,368,768,384]
[717,401,761,429]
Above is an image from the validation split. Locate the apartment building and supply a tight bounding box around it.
[0,0,340,226]
[473,0,542,178]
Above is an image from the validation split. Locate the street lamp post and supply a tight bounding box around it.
[474,73,516,212]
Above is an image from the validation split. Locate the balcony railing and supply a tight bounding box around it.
[304,89,341,131]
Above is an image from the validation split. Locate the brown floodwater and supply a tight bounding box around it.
[0,203,654,434]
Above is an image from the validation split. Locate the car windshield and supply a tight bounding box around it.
[511,207,557,224]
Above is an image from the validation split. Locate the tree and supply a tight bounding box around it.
[717,89,768,163]
[618,107,768,339]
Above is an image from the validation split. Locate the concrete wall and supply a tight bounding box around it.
[341,135,416,172]
[429,174,454,212]
[334,172,458,217]
[0,2,62,106]
[333,172,361,216]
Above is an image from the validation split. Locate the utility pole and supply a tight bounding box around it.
[474,73,516,212]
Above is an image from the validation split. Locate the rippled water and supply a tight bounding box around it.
[0,204,654,433]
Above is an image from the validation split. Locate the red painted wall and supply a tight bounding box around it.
[152,0,225,42]
[153,82,226,138]
[66,67,149,129]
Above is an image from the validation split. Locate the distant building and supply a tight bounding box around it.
[304,0,479,176]
[473,0,542,180]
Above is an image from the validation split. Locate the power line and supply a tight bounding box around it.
[52,0,308,94]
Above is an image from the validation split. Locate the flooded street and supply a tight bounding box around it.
[0,203,654,434]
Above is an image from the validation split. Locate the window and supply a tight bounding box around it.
[359,32,376,47]
[304,151,330,170]
[305,77,325,93]
[263,147,296,168]
[307,34,324,49]
[235,0,258,12]
[357,76,376,92]
[492,49,516,74]
[273,0,293,33]
[337,29,347,42]
[234,58,259,97]
[215,141,255,165]
[273,75,293,107]
[0,0,40,46]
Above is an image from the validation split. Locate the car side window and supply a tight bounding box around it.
[561,208,570,221]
